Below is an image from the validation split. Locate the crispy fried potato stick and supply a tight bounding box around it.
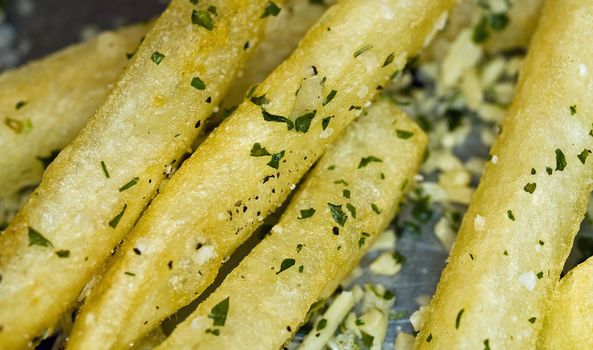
[68,1,455,349]
[415,0,593,348]
[157,101,426,350]
[0,23,149,198]
[0,0,324,228]
[0,0,276,348]
[538,256,593,349]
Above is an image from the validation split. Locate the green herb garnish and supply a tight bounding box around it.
[328,203,347,226]
[191,76,207,90]
[109,204,128,228]
[208,297,230,326]
[295,110,316,133]
[261,1,281,18]
[150,51,165,65]
[28,227,53,248]
[119,177,139,192]
[358,156,383,169]
[276,258,295,274]
[298,208,316,219]
[192,10,214,31]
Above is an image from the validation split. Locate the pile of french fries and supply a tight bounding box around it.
[1,0,593,349]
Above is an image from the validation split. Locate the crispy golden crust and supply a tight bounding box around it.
[538,257,593,350]
[0,23,149,198]
[0,0,271,348]
[416,0,593,348]
[158,101,426,350]
[69,0,455,349]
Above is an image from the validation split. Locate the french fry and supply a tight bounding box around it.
[0,23,149,199]
[156,101,426,350]
[538,257,593,349]
[0,0,275,348]
[416,0,593,348]
[68,1,455,349]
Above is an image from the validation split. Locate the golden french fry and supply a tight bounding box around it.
[157,100,426,349]
[68,0,455,349]
[538,256,593,349]
[0,23,149,199]
[0,0,275,348]
[416,0,593,348]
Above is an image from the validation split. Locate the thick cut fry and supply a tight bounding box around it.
[0,0,274,348]
[415,0,593,348]
[0,23,149,199]
[538,257,593,349]
[157,101,426,350]
[68,1,455,349]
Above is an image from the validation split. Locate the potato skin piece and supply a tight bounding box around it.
[0,0,271,348]
[416,0,593,349]
[68,0,455,349]
[538,257,593,350]
[157,101,426,350]
[0,23,149,198]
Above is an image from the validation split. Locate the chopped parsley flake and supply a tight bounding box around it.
[343,189,350,199]
[537,271,544,279]
[528,317,536,324]
[371,203,382,214]
[546,167,553,175]
[109,204,128,228]
[455,308,465,329]
[119,177,139,192]
[276,258,295,274]
[316,318,327,331]
[570,105,577,115]
[267,150,285,169]
[15,100,27,110]
[298,208,316,219]
[489,13,509,31]
[100,161,110,178]
[396,129,414,139]
[383,52,395,67]
[150,51,165,65]
[55,250,70,258]
[207,5,217,15]
[484,339,491,350]
[358,156,383,169]
[191,10,214,31]
[322,90,337,106]
[346,203,357,219]
[28,227,53,248]
[298,265,304,273]
[523,182,536,194]
[426,333,433,343]
[353,44,373,58]
[208,297,230,326]
[578,149,591,164]
[358,232,370,248]
[507,210,515,221]
[328,203,348,226]
[262,110,294,130]
[361,331,374,347]
[321,116,333,130]
[250,143,271,157]
[124,271,136,276]
[295,110,317,133]
[296,244,303,253]
[334,179,349,186]
[191,76,206,90]
[555,149,567,171]
[261,1,281,18]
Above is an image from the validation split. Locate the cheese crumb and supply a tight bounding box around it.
[474,215,486,231]
[519,271,536,292]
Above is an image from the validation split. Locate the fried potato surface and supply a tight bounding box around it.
[0,0,273,348]
[415,0,593,348]
[0,23,149,198]
[538,257,593,350]
[68,0,455,348]
[157,100,426,350]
